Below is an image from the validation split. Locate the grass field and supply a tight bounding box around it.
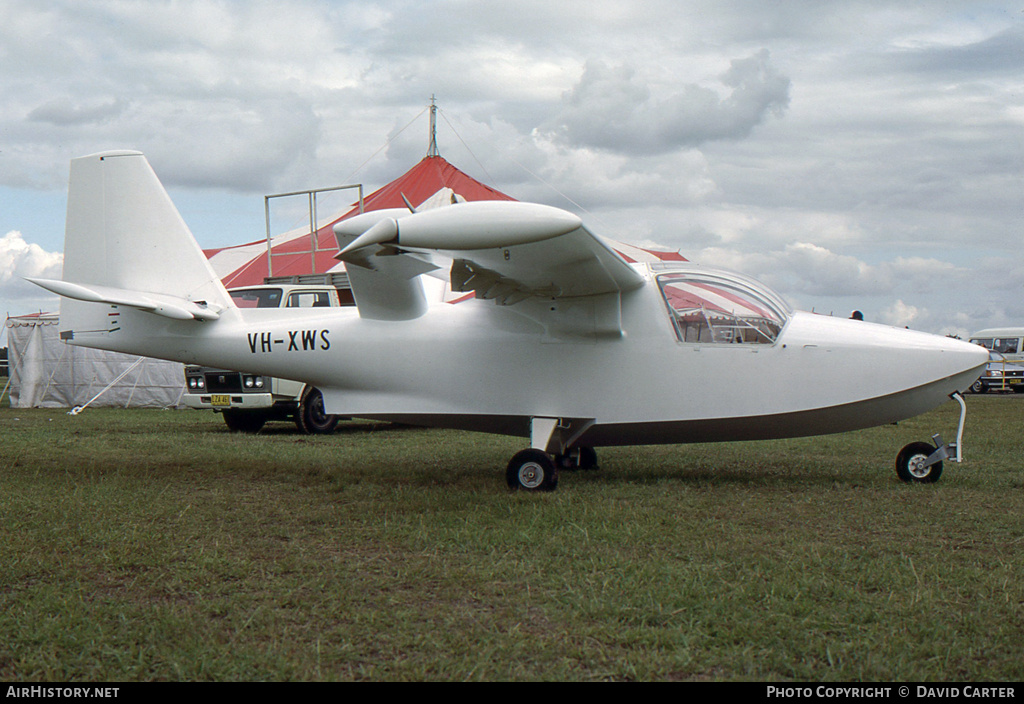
[1,387,1022,681]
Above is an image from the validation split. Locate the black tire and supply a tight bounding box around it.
[896,442,943,483]
[578,446,598,471]
[295,387,338,435]
[969,379,985,394]
[506,449,558,491]
[555,446,599,471]
[222,409,267,434]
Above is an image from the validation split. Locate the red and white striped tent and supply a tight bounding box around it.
[203,154,685,288]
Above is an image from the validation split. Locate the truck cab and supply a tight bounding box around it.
[182,273,355,432]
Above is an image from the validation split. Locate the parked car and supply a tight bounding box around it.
[969,351,1024,393]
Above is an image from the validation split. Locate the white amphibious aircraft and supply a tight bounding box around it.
[31,151,988,491]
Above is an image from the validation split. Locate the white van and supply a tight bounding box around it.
[968,327,1024,393]
[968,328,1024,363]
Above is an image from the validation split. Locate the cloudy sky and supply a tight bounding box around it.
[2,0,1022,336]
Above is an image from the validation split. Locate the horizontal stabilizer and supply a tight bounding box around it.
[27,277,223,321]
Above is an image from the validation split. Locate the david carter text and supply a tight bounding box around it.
[767,686,1015,699]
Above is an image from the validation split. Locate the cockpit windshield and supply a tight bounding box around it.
[656,268,790,345]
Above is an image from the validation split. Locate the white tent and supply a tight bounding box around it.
[4,313,186,409]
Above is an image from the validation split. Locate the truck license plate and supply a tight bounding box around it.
[211,395,231,407]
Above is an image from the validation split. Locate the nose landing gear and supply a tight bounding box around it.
[895,392,967,484]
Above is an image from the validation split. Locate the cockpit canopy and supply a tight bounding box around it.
[655,266,791,345]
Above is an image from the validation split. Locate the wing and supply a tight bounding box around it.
[334,201,645,312]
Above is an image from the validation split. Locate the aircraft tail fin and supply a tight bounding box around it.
[43,151,233,334]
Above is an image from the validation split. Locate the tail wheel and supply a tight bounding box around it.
[295,387,339,435]
[506,449,558,492]
[896,442,943,483]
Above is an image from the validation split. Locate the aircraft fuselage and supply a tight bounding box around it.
[63,266,986,448]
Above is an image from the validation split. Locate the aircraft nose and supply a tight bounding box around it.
[882,325,989,393]
[885,325,991,400]
[785,313,990,400]
[944,335,990,388]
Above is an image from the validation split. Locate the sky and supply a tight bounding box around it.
[1,0,1023,336]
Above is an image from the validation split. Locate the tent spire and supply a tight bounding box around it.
[427,95,440,157]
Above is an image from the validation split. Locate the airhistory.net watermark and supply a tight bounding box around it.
[5,687,119,699]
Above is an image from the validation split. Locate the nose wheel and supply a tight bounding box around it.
[894,392,968,484]
[896,441,943,483]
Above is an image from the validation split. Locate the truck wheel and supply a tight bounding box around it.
[296,387,338,434]
[223,410,266,434]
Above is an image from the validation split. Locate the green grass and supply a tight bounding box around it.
[1,394,1022,681]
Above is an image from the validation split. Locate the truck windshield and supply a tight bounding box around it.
[657,269,790,344]
[230,288,284,308]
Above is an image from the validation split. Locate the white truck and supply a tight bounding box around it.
[182,273,355,433]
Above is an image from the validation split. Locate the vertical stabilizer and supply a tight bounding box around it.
[62,150,232,309]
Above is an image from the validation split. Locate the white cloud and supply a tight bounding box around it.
[0,231,63,313]
[880,299,922,328]
[695,241,969,308]
[543,50,790,155]
[28,97,129,127]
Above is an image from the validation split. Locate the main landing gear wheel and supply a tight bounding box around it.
[506,449,559,492]
[896,442,943,484]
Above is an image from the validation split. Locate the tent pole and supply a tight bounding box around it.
[265,195,273,278]
[428,95,439,157]
[310,191,318,273]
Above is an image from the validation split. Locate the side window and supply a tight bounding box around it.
[971,338,994,350]
[657,271,789,345]
[287,291,331,308]
[994,338,1019,355]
